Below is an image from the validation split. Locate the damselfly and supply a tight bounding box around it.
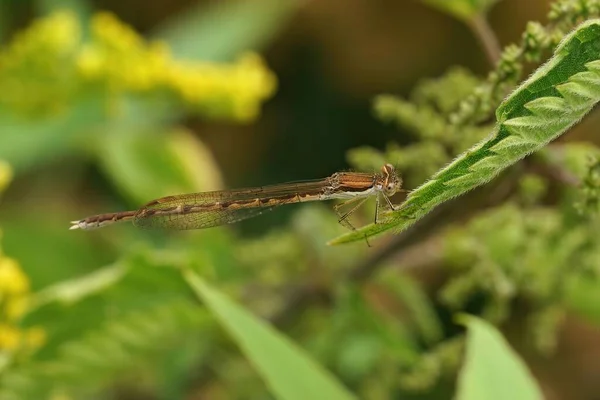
[70,163,402,231]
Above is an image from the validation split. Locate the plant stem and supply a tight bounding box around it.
[467,14,502,66]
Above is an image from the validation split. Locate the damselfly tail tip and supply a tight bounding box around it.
[69,221,82,230]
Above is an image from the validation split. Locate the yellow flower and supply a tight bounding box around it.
[228,53,277,121]
[77,12,170,92]
[0,258,32,321]
[0,255,45,353]
[77,12,276,121]
[0,11,79,67]
[0,11,80,113]
[0,161,13,193]
[0,324,45,352]
[5,295,29,321]
[0,219,44,354]
[76,45,104,79]
[0,258,29,296]
[25,326,46,350]
[165,53,277,121]
[91,12,143,52]
[2,10,276,121]
[0,324,21,351]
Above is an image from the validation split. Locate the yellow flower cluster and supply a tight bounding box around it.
[0,11,80,113]
[0,10,276,121]
[0,161,13,193]
[0,257,45,353]
[77,12,170,92]
[78,12,276,121]
[167,53,277,121]
[0,168,45,354]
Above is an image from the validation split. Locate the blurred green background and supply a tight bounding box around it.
[1,0,600,399]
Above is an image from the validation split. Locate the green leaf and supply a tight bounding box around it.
[98,128,223,204]
[184,271,356,400]
[0,97,105,173]
[31,262,128,309]
[329,20,600,245]
[456,315,543,400]
[155,0,301,61]
[381,274,444,346]
[23,250,193,356]
[420,0,500,21]
[0,210,115,288]
[1,300,209,399]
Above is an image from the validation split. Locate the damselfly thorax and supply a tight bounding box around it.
[70,163,402,231]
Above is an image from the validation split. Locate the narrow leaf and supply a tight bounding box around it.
[31,262,128,309]
[184,271,356,400]
[387,275,444,345]
[98,128,223,204]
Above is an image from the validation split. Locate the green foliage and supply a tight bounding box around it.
[452,0,600,127]
[331,19,600,245]
[441,202,600,353]
[456,315,544,400]
[378,274,444,346]
[349,68,491,187]
[98,127,224,203]
[0,299,211,399]
[574,155,600,215]
[185,271,357,400]
[4,0,600,398]
[31,262,128,308]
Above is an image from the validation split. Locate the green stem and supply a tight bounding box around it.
[467,14,502,66]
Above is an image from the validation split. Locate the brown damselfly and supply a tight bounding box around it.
[70,164,402,231]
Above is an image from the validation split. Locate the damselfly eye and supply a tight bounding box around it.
[382,163,394,176]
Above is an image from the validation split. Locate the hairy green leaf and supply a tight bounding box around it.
[185,271,356,400]
[456,315,543,400]
[330,20,600,245]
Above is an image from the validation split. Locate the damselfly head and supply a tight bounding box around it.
[380,163,402,196]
